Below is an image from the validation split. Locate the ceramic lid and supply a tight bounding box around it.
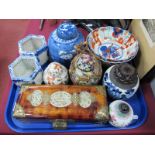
[110,63,139,90]
[57,22,78,40]
[114,63,137,84]
[49,22,84,44]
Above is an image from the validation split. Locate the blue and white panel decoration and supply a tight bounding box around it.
[18,34,49,67]
[8,55,43,86]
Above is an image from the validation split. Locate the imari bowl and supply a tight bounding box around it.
[87,26,139,64]
[8,55,43,86]
[18,34,49,67]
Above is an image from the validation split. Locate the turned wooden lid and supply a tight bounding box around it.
[114,63,137,84]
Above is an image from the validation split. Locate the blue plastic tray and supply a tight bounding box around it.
[5,83,148,133]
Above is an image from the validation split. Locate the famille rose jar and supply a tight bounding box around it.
[18,34,49,67]
[109,100,138,128]
[48,22,84,68]
[8,55,43,86]
[69,42,102,85]
[103,63,139,99]
[43,62,68,85]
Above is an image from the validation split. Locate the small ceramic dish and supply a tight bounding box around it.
[8,55,43,86]
[18,34,49,67]
[87,26,139,64]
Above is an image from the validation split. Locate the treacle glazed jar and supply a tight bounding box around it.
[69,42,103,85]
[103,63,139,99]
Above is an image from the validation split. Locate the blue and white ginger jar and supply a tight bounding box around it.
[48,22,84,67]
[103,63,139,99]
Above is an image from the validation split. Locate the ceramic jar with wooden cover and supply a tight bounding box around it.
[69,42,103,85]
[103,63,139,99]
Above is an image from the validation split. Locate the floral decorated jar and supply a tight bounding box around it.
[69,42,102,85]
[8,55,43,86]
[48,22,84,68]
[43,62,68,85]
[103,63,139,99]
[18,34,49,67]
[109,100,138,128]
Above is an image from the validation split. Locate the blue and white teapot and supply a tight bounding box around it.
[48,22,84,67]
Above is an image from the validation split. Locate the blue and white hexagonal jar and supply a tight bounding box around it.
[8,55,43,86]
[48,22,84,67]
[103,63,139,100]
[18,34,49,67]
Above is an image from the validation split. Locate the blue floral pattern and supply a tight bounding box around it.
[125,89,135,95]
[104,73,108,81]
[105,82,123,99]
[99,42,123,61]
[100,45,119,58]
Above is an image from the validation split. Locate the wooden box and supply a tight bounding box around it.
[13,85,109,123]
